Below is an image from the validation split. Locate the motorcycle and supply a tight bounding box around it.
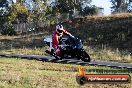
[44,36,91,62]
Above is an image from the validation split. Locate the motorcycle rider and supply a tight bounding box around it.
[52,24,74,59]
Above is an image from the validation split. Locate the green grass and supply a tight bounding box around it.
[0,57,131,88]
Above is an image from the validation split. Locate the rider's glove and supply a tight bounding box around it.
[58,45,65,50]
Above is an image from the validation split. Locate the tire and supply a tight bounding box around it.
[76,75,87,85]
[79,50,91,62]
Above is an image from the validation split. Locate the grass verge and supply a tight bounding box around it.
[0,46,131,63]
[0,57,131,88]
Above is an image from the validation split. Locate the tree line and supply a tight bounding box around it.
[0,0,132,35]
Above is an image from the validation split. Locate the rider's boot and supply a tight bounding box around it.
[45,50,51,54]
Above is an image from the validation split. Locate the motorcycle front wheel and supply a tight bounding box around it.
[78,50,91,62]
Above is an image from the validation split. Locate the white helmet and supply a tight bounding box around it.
[56,24,64,35]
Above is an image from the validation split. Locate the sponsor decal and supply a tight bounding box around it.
[76,66,131,85]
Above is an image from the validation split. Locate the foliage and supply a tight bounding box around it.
[0,0,96,34]
[79,5,98,16]
[0,3,28,35]
[0,9,7,23]
[0,0,8,7]
[28,0,51,30]
[110,0,132,13]
[51,0,92,19]
[1,24,16,36]
[0,9,9,34]
[8,3,29,23]
[52,0,80,13]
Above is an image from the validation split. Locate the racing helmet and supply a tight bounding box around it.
[56,24,64,35]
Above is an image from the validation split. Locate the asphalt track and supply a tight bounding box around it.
[0,53,132,69]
